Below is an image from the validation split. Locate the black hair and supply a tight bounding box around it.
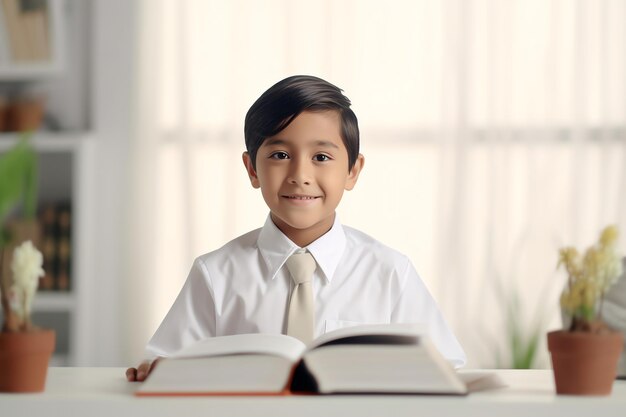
[244,75,359,171]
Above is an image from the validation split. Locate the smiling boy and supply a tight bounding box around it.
[127,75,465,381]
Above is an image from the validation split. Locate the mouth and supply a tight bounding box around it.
[282,194,321,200]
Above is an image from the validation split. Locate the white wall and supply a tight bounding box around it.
[88,0,137,366]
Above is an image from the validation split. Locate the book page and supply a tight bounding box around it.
[457,371,508,393]
[170,333,307,362]
[308,322,425,349]
[138,355,294,395]
[303,344,467,394]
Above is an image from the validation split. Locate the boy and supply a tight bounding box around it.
[127,75,465,381]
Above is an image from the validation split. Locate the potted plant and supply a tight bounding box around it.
[0,136,55,392]
[548,225,624,395]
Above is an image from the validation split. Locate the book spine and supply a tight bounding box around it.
[20,0,50,61]
[0,0,10,64]
[55,203,71,292]
[1,0,51,63]
[1,0,28,61]
[39,203,57,291]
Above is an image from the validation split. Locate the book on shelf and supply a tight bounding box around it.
[39,203,56,290]
[37,201,71,292]
[0,0,50,63]
[21,0,51,61]
[1,0,28,62]
[0,1,10,63]
[136,324,470,397]
[55,202,71,291]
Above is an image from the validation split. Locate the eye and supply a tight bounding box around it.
[270,151,289,160]
[313,154,331,162]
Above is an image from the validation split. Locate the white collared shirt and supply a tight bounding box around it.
[145,215,466,367]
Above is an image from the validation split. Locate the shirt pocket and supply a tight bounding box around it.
[324,319,366,333]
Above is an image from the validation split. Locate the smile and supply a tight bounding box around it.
[282,195,320,200]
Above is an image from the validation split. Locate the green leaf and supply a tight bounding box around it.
[0,134,38,246]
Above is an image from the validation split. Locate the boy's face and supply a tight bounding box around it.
[243,111,364,246]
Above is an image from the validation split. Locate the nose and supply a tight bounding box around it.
[287,157,312,186]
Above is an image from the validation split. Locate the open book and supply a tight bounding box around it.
[135,324,468,396]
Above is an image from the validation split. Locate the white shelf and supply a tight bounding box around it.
[49,353,70,367]
[0,62,63,80]
[0,131,92,152]
[1,130,96,366]
[33,292,75,311]
[0,0,91,366]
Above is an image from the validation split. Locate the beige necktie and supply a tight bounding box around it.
[285,251,316,344]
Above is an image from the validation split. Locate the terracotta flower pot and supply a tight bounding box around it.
[5,98,44,132]
[0,329,55,392]
[547,330,624,395]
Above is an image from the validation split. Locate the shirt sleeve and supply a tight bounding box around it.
[144,257,216,359]
[390,258,467,368]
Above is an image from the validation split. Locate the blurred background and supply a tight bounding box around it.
[0,0,625,369]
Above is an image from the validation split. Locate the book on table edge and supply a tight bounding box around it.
[135,323,479,397]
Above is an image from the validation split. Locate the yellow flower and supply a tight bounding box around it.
[558,247,580,276]
[605,255,623,287]
[599,225,619,248]
[557,225,623,326]
[561,290,578,313]
[582,286,597,307]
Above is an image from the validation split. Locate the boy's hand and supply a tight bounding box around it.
[126,358,160,382]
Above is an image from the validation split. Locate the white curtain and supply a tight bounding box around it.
[123,0,626,368]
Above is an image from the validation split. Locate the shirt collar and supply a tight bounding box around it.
[257,214,347,283]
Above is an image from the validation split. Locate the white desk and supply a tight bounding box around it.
[0,368,624,417]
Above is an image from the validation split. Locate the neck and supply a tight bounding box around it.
[270,213,335,247]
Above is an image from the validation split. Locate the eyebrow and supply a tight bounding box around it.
[263,138,340,149]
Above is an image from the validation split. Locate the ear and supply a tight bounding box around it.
[344,154,364,191]
[242,152,261,189]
